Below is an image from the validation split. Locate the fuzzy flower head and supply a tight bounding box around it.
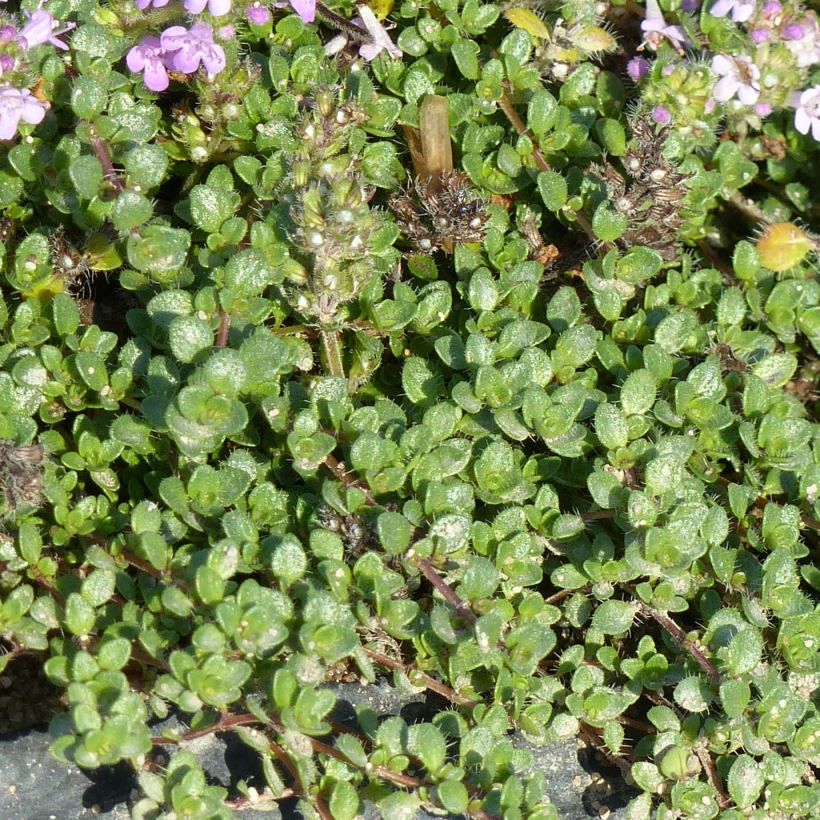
[184,0,232,17]
[709,0,756,23]
[0,85,48,140]
[18,5,74,51]
[793,85,820,140]
[126,36,169,92]
[627,56,651,81]
[161,23,226,76]
[652,105,672,124]
[641,0,690,54]
[711,53,760,104]
[246,2,271,25]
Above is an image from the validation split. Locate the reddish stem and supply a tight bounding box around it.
[323,454,376,505]
[91,137,124,195]
[498,91,551,174]
[365,649,478,708]
[641,605,721,684]
[417,559,477,626]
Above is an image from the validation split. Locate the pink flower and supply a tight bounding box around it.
[283,0,316,24]
[353,5,401,60]
[18,6,74,51]
[324,4,401,61]
[126,36,169,92]
[711,53,760,104]
[160,23,226,75]
[793,85,820,140]
[709,0,755,23]
[134,0,170,9]
[0,85,48,140]
[184,0,232,17]
[641,0,689,54]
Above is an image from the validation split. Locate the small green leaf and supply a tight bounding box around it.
[537,171,568,212]
[592,202,628,242]
[65,592,96,636]
[452,39,480,79]
[329,781,360,820]
[437,780,469,813]
[74,352,108,391]
[169,315,213,363]
[727,754,764,808]
[592,600,636,635]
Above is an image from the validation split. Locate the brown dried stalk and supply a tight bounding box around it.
[419,95,454,192]
[694,744,731,809]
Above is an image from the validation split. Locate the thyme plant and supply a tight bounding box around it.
[0,0,818,817]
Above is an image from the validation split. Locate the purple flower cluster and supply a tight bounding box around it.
[727,2,820,139]
[0,3,76,141]
[126,23,226,91]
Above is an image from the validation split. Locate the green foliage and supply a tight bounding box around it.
[0,0,818,817]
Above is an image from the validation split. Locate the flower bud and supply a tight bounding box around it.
[569,25,617,56]
[315,88,336,119]
[756,222,813,271]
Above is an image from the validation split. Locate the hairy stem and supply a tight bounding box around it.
[694,744,731,808]
[319,329,345,378]
[498,88,598,245]
[215,311,231,348]
[498,91,551,174]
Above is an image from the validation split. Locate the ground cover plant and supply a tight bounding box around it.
[0,0,818,816]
